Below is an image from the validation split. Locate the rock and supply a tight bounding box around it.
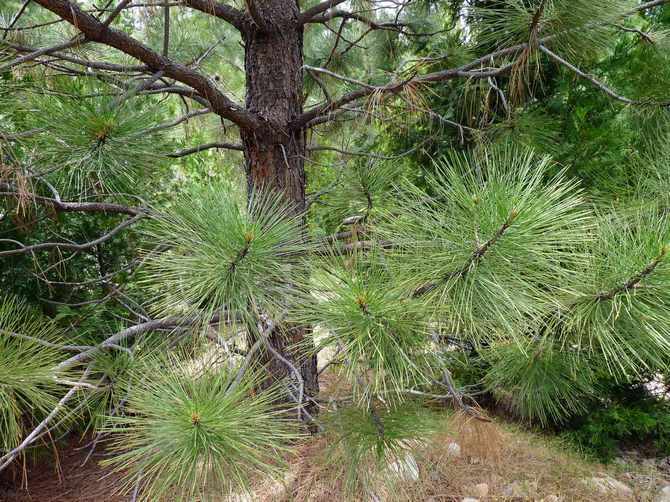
[583,476,633,498]
[655,485,670,502]
[488,473,503,486]
[541,496,562,502]
[446,442,462,457]
[502,480,538,498]
[387,452,420,482]
[461,498,480,502]
[226,494,253,502]
[466,483,489,498]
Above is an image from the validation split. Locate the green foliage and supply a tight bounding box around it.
[555,210,670,380]
[25,80,169,196]
[380,147,591,342]
[483,339,597,425]
[103,355,299,501]
[473,0,631,61]
[317,160,400,231]
[564,396,670,462]
[300,251,433,403]
[0,295,70,452]
[323,402,442,492]
[2,0,670,487]
[141,183,310,323]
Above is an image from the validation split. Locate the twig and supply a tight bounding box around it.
[0,365,94,472]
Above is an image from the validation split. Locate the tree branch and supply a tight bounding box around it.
[539,45,669,106]
[596,245,669,301]
[0,183,144,216]
[298,0,348,25]
[30,0,263,130]
[55,314,222,371]
[167,141,244,157]
[294,62,515,130]
[414,209,519,297]
[0,365,95,472]
[295,0,670,129]
[0,214,144,257]
[181,0,249,32]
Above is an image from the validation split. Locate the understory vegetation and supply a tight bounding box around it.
[1,0,670,500]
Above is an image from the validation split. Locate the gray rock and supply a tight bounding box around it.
[387,452,420,482]
[466,482,489,498]
[446,442,461,457]
[503,480,538,498]
[655,485,670,502]
[583,476,633,498]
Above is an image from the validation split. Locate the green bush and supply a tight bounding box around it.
[563,395,670,462]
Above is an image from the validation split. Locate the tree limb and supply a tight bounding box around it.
[0,214,144,257]
[55,314,222,371]
[539,44,669,106]
[0,184,144,216]
[181,0,249,32]
[167,141,244,157]
[30,0,263,130]
[298,0,348,25]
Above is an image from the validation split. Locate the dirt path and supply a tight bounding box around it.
[0,436,125,502]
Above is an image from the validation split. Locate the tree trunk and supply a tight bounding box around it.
[239,1,318,411]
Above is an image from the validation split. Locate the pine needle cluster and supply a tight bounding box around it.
[103,355,299,501]
[0,295,70,451]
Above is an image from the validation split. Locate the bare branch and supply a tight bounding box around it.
[539,44,669,106]
[141,107,212,134]
[55,314,222,371]
[2,0,31,40]
[1,330,92,352]
[167,141,244,157]
[0,183,144,216]
[3,41,149,72]
[0,214,144,258]
[0,36,86,72]
[0,365,95,472]
[181,0,249,32]
[298,0,348,25]
[30,0,263,130]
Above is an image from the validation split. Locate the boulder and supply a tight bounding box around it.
[387,452,420,482]
[503,480,538,498]
[583,476,633,498]
[466,482,489,498]
[655,485,670,502]
[446,442,462,457]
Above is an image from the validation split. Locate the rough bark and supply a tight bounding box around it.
[240,0,318,409]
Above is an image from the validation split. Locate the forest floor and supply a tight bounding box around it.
[1,414,669,502]
[2,371,669,501]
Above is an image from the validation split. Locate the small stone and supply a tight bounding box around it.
[503,480,538,498]
[488,473,503,486]
[655,485,670,502]
[541,496,562,502]
[226,494,253,502]
[387,452,419,482]
[461,498,480,502]
[446,442,462,457]
[583,477,633,498]
[466,483,489,498]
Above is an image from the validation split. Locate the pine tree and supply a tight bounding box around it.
[1,0,670,498]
